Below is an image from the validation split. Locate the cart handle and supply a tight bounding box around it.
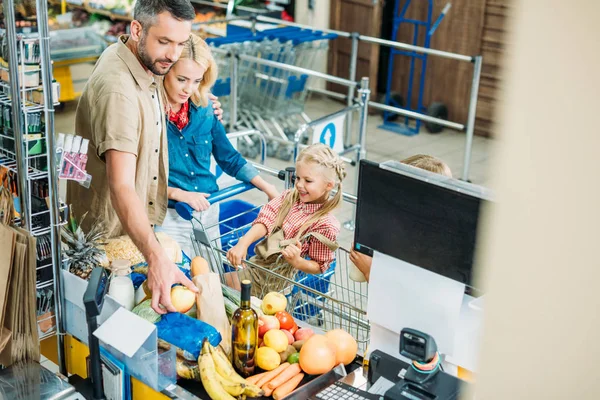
[175,182,255,221]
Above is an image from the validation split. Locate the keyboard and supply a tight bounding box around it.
[310,381,382,400]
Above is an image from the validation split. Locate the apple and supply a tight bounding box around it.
[294,328,315,342]
[281,329,295,345]
[258,315,280,338]
[170,286,196,313]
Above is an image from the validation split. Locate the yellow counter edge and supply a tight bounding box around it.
[41,334,169,400]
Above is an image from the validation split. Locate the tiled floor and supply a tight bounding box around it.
[55,94,494,251]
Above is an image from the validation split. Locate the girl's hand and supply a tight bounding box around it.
[209,93,223,122]
[281,240,302,264]
[180,190,210,212]
[227,243,248,268]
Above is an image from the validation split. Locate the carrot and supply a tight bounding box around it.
[245,371,267,385]
[255,362,289,388]
[272,372,305,399]
[264,363,302,392]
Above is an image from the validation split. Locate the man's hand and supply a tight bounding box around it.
[209,93,223,122]
[147,251,198,314]
[179,190,210,212]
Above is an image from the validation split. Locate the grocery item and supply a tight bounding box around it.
[255,347,281,371]
[292,340,305,352]
[131,299,162,323]
[230,280,258,377]
[194,274,231,356]
[191,256,210,276]
[263,363,302,396]
[176,356,201,380]
[272,372,305,400]
[294,328,314,342]
[170,286,196,313]
[108,259,135,310]
[287,352,300,364]
[245,371,267,385]
[134,280,151,305]
[156,312,221,361]
[258,315,280,339]
[264,330,288,353]
[104,232,182,265]
[255,362,289,388]
[199,341,236,400]
[279,345,297,363]
[281,329,295,345]
[299,335,337,375]
[325,329,358,366]
[261,292,287,315]
[275,311,294,330]
[207,343,264,398]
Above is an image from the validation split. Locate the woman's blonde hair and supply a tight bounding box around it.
[274,143,347,236]
[179,34,218,108]
[401,154,452,177]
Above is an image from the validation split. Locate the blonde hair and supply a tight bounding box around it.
[401,154,452,177]
[179,34,218,108]
[274,144,347,237]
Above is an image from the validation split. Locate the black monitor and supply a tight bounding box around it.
[354,160,491,290]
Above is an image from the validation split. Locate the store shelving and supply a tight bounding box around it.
[1,0,67,371]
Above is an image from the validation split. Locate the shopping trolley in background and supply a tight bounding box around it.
[175,174,370,353]
[208,27,338,160]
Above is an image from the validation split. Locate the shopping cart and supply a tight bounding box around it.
[176,181,370,353]
[208,27,338,160]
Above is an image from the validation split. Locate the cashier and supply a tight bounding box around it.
[67,0,221,314]
[350,155,453,281]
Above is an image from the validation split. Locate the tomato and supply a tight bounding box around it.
[289,321,299,335]
[275,311,294,331]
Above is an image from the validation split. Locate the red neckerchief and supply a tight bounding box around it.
[168,101,190,131]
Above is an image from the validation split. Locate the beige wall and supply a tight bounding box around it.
[294,0,330,89]
[471,1,600,399]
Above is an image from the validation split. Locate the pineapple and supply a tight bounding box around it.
[61,210,107,280]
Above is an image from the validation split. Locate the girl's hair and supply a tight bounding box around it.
[179,34,218,108]
[401,154,452,177]
[274,143,347,236]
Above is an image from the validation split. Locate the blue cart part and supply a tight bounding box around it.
[381,1,451,136]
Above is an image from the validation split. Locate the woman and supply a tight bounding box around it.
[156,34,279,258]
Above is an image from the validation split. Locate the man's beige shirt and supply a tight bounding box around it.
[67,35,168,238]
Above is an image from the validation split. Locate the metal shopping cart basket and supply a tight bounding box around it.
[175,181,370,353]
[207,27,338,161]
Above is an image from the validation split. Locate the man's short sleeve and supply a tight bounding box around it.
[92,92,140,158]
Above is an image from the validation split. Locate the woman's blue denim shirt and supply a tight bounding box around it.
[166,100,258,207]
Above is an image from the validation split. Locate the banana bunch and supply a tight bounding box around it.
[198,339,264,400]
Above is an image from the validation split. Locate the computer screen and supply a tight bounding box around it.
[354,160,490,289]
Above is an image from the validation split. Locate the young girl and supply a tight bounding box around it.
[156,34,278,257]
[226,143,346,294]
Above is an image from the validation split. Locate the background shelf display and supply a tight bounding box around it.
[0,0,66,370]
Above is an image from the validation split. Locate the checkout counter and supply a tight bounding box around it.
[30,159,490,400]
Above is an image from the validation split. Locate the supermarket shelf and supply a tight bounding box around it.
[49,0,133,21]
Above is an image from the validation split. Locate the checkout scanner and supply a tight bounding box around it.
[352,160,491,399]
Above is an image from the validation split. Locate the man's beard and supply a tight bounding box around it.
[138,33,173,76]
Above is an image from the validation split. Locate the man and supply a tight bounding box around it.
[68,0,218,313]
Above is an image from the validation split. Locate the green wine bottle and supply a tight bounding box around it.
[231,280,258,377]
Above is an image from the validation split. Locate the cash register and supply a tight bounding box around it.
[308,159,491,400]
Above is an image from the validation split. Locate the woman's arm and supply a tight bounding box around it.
[167,187,210,211]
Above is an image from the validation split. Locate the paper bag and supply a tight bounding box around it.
[193,273,231,356]
[0,224,15,347]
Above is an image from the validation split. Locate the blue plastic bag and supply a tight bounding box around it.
[155,312,221,360]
